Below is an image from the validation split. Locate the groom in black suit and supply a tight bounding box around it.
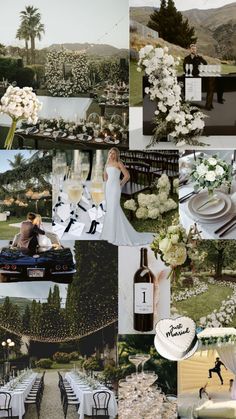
[17,212,45,253]
[208,357,227,385]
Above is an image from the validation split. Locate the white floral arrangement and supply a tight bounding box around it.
[0,86,42,149]
[191,155,233,195]
[173,178,179,194]
[151,220,204,281]
[199,278,236,328]
[123,174,177,220]
[138,45,207,147]
[45,50,90,97]
[172,277,208,302]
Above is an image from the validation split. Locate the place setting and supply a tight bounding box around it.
[52,150,106,240]
[179,152,236,239]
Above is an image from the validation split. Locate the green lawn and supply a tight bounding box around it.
[0,217,25,240]
[130,59,143,107]
[172,284,233,322]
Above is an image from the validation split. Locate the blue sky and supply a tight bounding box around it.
[0,150,33,174]
[0,0,129,49]
[130,0,235,10]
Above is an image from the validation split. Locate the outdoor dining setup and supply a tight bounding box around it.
[0,369,45,419]
[59,370,118,419]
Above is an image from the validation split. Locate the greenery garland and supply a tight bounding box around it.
[199,334,236,347]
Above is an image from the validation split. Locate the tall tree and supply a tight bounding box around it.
[16,23,30,64]
[7,153,27,169]
[18,6,45,64]
[148,0,197,48]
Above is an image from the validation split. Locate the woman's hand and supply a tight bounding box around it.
[119,161,130,187]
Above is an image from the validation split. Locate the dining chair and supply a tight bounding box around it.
[92,390,111,418]
[62,391,79,419]
[0,392,13,418]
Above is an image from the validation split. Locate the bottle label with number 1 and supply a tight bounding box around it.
[134,283,154,314]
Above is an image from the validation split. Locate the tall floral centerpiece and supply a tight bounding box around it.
[191,155,233,197]
[138,45,207,147]
[0,86,42,149]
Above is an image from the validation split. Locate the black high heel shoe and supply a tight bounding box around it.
[87,220,95,234]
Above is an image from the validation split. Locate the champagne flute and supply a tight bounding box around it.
[90,178,105,229]
[64,172,83,221]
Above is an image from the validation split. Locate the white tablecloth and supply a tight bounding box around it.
[179,181,236,239]
[0,97,92,127]
[0,373,37,419]
[65,372,118,419]
[129,107,236,150]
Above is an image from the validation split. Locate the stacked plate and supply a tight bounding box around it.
[188,191,232,223]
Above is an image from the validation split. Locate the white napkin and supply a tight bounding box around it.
[96,223,103,233]
[52,223,65,239]
[81,195,90,206]
[69,222,85,237]
[87,206,104,221]
[57,203,71,222]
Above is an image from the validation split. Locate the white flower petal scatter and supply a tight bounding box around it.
[138,45,207,147]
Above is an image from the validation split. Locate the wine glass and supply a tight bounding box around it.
[64,172,83,221]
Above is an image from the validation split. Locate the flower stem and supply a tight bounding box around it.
[4,119,17,150]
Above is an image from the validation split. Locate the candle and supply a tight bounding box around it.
[123,112,127,127]
[100,116,104,129]
[231,153,234,167]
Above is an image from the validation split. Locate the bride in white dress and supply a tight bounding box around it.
[33,215,53,249]
[100,148,153,246]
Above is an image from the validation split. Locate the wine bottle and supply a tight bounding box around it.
[133,247,155,332]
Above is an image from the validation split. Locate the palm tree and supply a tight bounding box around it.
[8,153,27,169]
[16,24,30,64]
[18,6,45,64]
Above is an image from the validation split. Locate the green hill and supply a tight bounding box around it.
[130,3,236,59]
[0,297,32,314]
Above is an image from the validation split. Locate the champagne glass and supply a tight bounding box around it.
[189,64,193,77]
[135,353,151,374]
[128,355,142,376]
[90,176,105,228]
[80,154,90,198]
[64,172,83,221]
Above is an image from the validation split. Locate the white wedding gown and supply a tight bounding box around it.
[37,227,52,249]
[100,166,153,246]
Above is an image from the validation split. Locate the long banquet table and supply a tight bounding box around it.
[65,371,118,419]
[0,372,37,419]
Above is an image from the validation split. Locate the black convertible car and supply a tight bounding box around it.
[0,232,76,283]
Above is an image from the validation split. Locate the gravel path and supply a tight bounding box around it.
[25,370,79,419]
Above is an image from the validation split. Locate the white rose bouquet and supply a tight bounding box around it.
[0,86,42,149]
[191,154,232,196]
[151,220,204,282]
[138,45,207,147]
